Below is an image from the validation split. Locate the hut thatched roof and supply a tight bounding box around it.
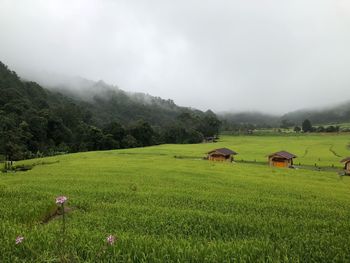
[207,148,238,156]
[268,151,297,160]
[340,157,350,163]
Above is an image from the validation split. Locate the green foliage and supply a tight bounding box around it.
[280,119,295,129]
[325,125,340,133]
[161,111,219,144]
[0,61,221,160]
[103,122,125,142]
[302,119,313,132]
[128,121,155,147]
[293,126,301,133]
[219,112,279,129]
[198,110,221,137]
[121,135,138,148]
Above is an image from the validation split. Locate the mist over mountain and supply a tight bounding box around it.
[0,61,221,160]
[21,71,206,127]
[219,101,350,129]
[282,101,350,125]
[218,112,280,128]
[21,71,176,106]
[19,70,350,128]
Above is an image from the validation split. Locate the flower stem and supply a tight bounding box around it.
[62,203,65,234]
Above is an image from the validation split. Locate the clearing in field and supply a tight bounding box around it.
[1,134,350,262]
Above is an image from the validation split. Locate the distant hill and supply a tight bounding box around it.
[23,72,206,127]
[219,102,350,130]
[0,61,220,161]
[282,102,350,125]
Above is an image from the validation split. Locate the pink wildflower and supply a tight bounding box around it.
[15,236,24,244]
[106,235,116,245]
[55,196,68,205]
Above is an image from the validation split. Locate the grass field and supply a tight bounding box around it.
[1,134,350,262]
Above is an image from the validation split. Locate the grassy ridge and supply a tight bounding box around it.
[1,135,350,262]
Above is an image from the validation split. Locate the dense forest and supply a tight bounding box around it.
[219,112,279,131]
[28,73,201,127]
[0,62,221,161]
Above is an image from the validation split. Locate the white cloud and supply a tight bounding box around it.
[0,0,349,113]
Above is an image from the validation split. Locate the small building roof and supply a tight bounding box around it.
[340,157,350,163]
[207,148,238,156]
[268,151,297,160]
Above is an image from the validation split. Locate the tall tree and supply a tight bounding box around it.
[302,119,313,132]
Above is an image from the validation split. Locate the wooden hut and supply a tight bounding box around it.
[268,151,296,168]
[340,157,350,174]
[207,148,237,162]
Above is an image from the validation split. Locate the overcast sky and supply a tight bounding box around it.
[1,0,350,113]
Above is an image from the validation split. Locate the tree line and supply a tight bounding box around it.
[293,119,340,133]
[0,62,220,162]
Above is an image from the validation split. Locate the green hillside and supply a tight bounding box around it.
[0,61,220,161]
[32,76,204,127]
[1,134,350,262]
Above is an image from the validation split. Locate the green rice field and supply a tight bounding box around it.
[1,134,350,262]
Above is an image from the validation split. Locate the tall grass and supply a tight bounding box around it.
[1,134,350,262]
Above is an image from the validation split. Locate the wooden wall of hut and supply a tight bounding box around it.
[268,157,291,168]
[345,162,350,174]
[208,155,231,162]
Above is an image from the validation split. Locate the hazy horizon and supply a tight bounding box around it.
[1,0,350,113]
[13,67,350,117]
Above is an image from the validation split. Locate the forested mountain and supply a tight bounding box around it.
[281,102,350,125]
[27,73,202,127]
[218,112,280,130]
[0,61,221,161]
[219,101,350,131]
